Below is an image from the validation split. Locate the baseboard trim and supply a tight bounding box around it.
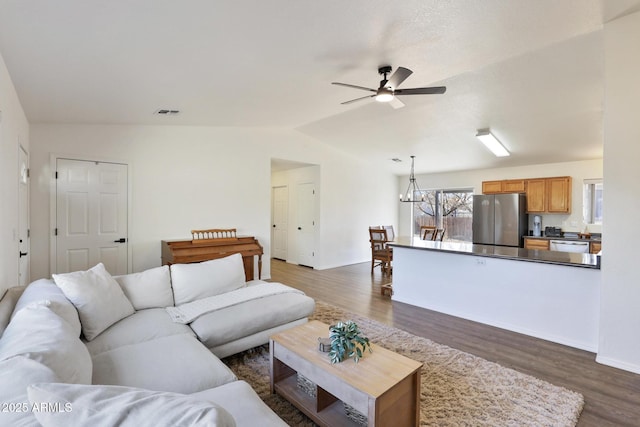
[595,355,640,374]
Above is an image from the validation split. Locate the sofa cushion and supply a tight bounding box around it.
[0,303,92,384]
[28,383,236,427]
[170,254,246,305]
[0,286,24,337]
[190,291,315,349]
[113,265,174,310]
[91,333,237,394]
[191,380,288,427]
[13,279,81,337]
[52,263,135,341]
[84,308,194,356]
[0,356,60,427]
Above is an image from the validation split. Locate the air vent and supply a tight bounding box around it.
[154,109,180,116]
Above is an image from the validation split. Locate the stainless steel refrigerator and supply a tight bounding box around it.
[472,193,528,247]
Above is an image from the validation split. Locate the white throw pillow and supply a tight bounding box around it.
[0,356,60,427]
[0,304,92,384]
[114,265,174,310]
[12,279,82,336]
[170,254,246,305]
[27,383,236,427]
[53,263,134,341]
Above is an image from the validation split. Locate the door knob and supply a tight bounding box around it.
[19,251,28,257]
[273,224,276,228]
[114,238,127,243]
[298,227,302,230]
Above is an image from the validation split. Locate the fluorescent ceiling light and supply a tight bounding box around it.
[476,129,510,157]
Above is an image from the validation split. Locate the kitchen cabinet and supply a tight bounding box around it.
[525,179,546,213]
[590,241,602,254]
[525,176,572,214]
[524,238,550,250]
[546,177,572,213]
[482,180,504,194]
[482,179,526,194]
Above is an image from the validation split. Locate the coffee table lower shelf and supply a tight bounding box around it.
[274,374,361,427]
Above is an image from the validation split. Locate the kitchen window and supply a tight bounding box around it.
[413,189,473,242]
[583,179,603,225]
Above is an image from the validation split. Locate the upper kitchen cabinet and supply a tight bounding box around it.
[526,176,572,214]
[482,179,526,194]
[526,179,546,212]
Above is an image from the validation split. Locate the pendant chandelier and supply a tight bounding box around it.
[399,155,425,202]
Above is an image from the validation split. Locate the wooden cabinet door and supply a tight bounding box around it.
[547,177,572,213]
[503,179,526,193]
[590,241,602,254]
[482,181,503,194]
[526,179,546,213]
[524,238,550,250]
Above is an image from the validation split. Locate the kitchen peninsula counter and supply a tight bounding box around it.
[388,237,601,352]
[388,237,600,269]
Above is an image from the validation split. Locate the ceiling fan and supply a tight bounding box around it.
[332,66,446,109]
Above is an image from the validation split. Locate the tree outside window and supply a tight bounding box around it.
[413,189,474,242]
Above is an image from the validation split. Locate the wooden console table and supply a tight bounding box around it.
[270,320,422,426]
[161,234,263,282]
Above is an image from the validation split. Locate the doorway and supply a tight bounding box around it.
[52,158,129,275]
[296,182,315,267]
[271,186,288,260]
[18,145,30,286]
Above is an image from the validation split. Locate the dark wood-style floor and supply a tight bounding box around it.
[270,259,640,427]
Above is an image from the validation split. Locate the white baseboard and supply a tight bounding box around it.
[595,355,640,374]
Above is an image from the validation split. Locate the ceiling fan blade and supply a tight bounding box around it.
[388,97,405,109]
[341,94,375,105]
[387,67,413,89]
[332,82,376,92]
[395,86,447,95]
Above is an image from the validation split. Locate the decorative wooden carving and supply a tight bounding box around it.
[191,228,238,242]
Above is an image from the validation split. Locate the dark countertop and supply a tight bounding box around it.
[523,235,601,242]
[388,237,601,269]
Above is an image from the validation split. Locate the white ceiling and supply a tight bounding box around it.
[1,0,639,174]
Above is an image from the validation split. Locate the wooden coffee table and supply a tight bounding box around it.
[270,320,422,426]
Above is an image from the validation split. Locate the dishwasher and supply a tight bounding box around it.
[549,240,590,253]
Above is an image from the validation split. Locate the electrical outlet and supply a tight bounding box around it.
[475,258,486,266]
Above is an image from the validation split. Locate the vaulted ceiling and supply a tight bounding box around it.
[1,0,639,174]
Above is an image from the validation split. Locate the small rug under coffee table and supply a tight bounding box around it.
[223,301,584,426]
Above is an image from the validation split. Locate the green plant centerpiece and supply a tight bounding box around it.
[328,320,372,364]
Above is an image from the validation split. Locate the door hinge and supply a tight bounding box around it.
[27,229,30,238]
[26,168,30,178]
[55,171,58,179]
[54,228,58,236]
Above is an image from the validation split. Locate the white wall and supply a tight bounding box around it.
[0,52,30,295]
[29,124,397,280]
[597,10,640,373]
[397,159,603,238]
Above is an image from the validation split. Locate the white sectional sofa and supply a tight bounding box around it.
[0,253,315,426]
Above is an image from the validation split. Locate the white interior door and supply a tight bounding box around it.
[296,182,315,267]
[18,146,30,286]
[55,159,128,275]
[271,186,288,260]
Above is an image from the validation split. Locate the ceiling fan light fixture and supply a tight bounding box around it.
[375,88,394,103]
[476,129,510,157]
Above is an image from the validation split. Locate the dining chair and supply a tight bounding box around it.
[369,228,392,276]
[433,228,445,241]
[420,225,436,240]
[383,225,395,241]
